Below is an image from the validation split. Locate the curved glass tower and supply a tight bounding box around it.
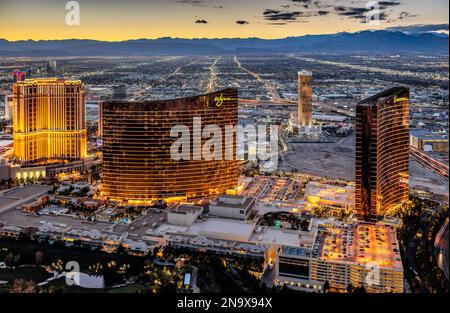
[355,87,410,221]
[101,88,239,203]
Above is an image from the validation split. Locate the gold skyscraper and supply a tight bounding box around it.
[13,78,87,166]
[298,70,313,127]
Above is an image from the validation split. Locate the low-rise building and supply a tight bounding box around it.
[0,225,22,239]
[167,205,203,226]
[154,214,403,293]
[275,221,404,293]
[410,129,449,152]
[305,181,355,213]
[209,194,256,220]
[33,222,154,256]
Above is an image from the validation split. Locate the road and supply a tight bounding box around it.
[410,146,449,181]
[289,54,445,82]
[234,56,282,101]
[207,56,222,92]
[138,57,202,101]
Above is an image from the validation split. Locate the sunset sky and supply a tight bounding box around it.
[0,0,448,40]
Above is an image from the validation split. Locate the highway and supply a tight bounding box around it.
[410,146,449,180]
[138,57,202,101]
[289,54,446,82]
[207,56,222,92]
[234,56,282,101]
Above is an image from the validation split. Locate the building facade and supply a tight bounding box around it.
[355,87,410,220]
[298,70,313,127]
[209,194,256,220]
[4,94,13,120]
[12,78,87,166]
[410,129,449,153]
[276,222,404,293]
[101,88,239,203]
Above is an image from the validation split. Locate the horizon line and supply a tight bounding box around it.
[1,23,448,43]
[1,31,448,43]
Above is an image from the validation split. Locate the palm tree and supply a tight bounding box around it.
[323,280,330,293]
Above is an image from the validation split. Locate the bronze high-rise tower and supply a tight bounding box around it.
[355,87,410,221]
[101,88,239,204]
[298,70,313,127]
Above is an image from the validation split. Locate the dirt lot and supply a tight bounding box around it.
[279,133,449,197]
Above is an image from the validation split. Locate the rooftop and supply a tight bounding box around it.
[200,218,256,241]
[15,78,82,85]
[312,222,403,270]
[305,181,354,206]
[358,86,408,106]
[410,129,449,141]
[171,204,203,214]
[250,227,303,247]
[212,194,255,209]
[298,70,312,76]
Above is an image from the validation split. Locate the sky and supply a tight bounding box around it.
[0,0,448,40]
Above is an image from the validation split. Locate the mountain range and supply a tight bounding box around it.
[0,26,448,56]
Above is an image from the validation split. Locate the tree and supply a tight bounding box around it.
[35,251,44,266]
[346,284,354,293]
[4,252,14,266]
[11,278,40,293]
[323,280,330,293]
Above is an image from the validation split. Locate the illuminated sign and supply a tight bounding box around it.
[204,93,238,109]
[393,95,408,103]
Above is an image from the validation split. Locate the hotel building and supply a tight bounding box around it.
[298,70,313,128]
[151,214,404,293]
[12,78,87,167]
[355,87,410,221]
[4,94,13,120]
[101,88,238,203]
[276,221,404,293]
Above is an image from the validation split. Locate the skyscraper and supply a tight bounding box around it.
[4,95,14,121]
[355,87,410,221]
[13,78,87,166]
[47,61,57,76]
[112,84,127,100]
[98,100,103,137]
[298,70,313,128]
[12,70,26,83]
[101,88,239,204]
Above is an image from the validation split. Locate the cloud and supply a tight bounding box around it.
[378,1,402,8]
[291,0,312,9]
[317,10,329,16]
[263,9,302,22]
[262,1,332,25]
[195,19,208,24]
[175,0,223,8]
[291,0,330,9]
[333,1,402,23]
[334,6,371,19]
[176,0,205,6]
[236,20,249,25]
[397,11,418,20]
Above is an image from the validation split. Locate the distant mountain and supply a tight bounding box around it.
[385,23,448,35]
[0,30,448,56]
